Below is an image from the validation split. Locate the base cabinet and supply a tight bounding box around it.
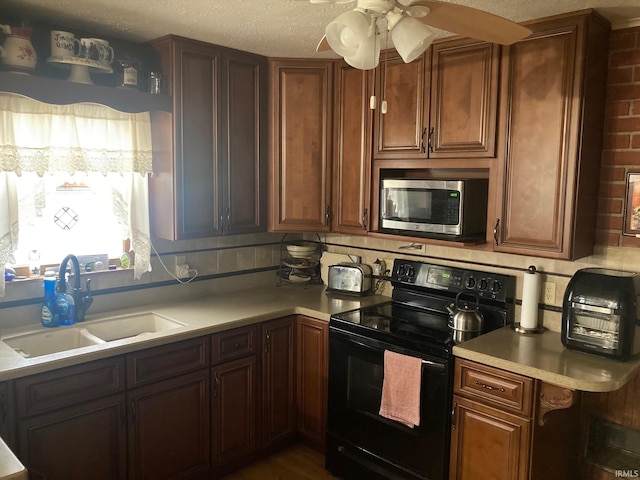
[211,325,260,469]
[17,394,127,480]
[450,396,530,480]
[8,316,330,478]
[261,316,296,447]
[296,316,328,451]
[450,359,580,480]
[127,370,210,480]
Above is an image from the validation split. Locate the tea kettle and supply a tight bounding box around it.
[447,291,484,344]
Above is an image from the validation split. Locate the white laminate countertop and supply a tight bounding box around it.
[453,326,640,392]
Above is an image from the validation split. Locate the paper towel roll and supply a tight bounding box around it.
[520,266,540,329]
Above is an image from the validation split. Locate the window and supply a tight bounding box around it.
[0,93,153,296]
[13,172,130,269]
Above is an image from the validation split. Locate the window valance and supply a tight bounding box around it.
[0,93,153,176]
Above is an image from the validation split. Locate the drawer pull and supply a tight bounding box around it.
[234,343,240,349]
[476,380,505,392]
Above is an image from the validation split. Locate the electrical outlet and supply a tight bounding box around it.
[173,255,190,278]
[543,282,556,304]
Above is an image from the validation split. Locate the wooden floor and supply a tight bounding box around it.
[222,444,340,480]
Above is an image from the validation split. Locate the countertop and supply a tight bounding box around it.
[2,284,640,480]
[453,326,640,392]
[0,284,388,381]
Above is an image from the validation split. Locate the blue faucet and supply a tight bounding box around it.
[58,254,93,322]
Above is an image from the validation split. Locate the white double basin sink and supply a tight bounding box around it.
[1,312,186,359]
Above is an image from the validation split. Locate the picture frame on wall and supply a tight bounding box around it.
[623,172,640,236]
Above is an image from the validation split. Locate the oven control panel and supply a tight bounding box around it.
[392,259,514,302]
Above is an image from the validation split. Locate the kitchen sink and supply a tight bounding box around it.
[1,312,187,359]
[2,328,105,358]
[83,312,186,342]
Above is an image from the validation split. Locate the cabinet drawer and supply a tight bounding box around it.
[15,357,125,418]
[212,325,258,365]
[454,359,535,416]
[127,337,210,388]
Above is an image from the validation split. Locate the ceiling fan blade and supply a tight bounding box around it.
[409,0,531,45]
[316,35,331,52]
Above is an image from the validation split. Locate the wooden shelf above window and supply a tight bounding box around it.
[0,71,172,113]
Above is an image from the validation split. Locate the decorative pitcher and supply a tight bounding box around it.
[0,28,37,73]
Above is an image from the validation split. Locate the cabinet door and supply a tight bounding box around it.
[450,395,530,480]
[0,381,15,451]
[150,36,223,240]
[222,50,268,235]
[332,61,373,234]
[430,39,499,158]
[17,394,127,480]
[296,316,328,451]
[493,14,608,259]
[373,49,429,160]
[269,60,333,232]
[212,356,258,465]
[128,369,210,480]
[261,316,296,447]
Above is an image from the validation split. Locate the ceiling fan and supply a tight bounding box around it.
[312,0,532,70]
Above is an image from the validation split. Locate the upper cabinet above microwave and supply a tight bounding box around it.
[373,38,500,161]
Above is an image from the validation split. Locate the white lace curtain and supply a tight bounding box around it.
[0,93,153,296]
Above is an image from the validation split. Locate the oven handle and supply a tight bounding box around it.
[330,326,448,372]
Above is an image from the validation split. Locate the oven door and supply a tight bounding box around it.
[326,325,453,480]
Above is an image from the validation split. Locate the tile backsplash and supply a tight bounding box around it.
[312,233,640,332]
[3,229,640,333]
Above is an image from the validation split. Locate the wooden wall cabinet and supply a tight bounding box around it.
[493,11,609,259]
[373,41,499,162]
[150,35,267,240]
[332,61,373,234]
[269,59,334,232]
[430,39,500,158]
[373,49,430,160]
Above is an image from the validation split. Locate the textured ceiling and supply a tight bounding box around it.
[3,0,640,58]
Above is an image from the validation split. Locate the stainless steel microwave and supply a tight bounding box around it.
[380,179,488,238]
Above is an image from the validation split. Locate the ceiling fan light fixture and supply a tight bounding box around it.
[325,9,371,57]
[390,14,435,63]
[343,24,380,70]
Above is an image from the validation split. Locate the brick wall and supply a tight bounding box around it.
[597,26,640,247]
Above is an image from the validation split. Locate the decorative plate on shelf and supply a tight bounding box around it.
[289,271,311,283]
[283,257,318,269]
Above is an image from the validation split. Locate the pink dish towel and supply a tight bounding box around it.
[379,350,422,428]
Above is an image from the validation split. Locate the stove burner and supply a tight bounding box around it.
[361,315,390,330]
